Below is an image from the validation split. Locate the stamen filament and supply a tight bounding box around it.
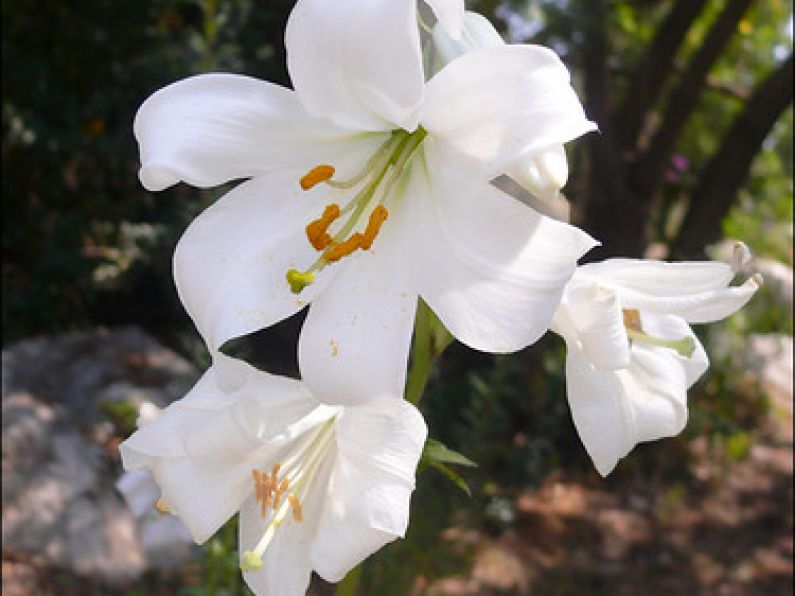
[626,328,696,358]
[325,132,404,189]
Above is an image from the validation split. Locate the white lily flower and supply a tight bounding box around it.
[134,0,597,406]
[431,9,573,201]
[551,244,761,476]
[119,355,427,596]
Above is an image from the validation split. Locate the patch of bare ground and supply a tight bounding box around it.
[427,365,793,595]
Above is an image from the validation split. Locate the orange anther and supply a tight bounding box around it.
[325,233,363,263]
[622,308,642,333]
[154,498,170,514]
[252,469,263,502]
[306,204,341,250]
[288,495,303,522]
[360,205,388,250]
[300,164,335,190]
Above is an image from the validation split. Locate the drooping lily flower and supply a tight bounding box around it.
[134,0,598,406]
[551,244,761,476]
[431,9,572,201]
[119,354,427,596]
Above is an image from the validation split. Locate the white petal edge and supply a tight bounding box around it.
[432,10,503,64]
[426,0,466,40]
[286,0,424,132]
[618,274,761,324]
[421,44,596,177]
[134,73,375,191]
[410,157,598,353]
[578,259,736,297]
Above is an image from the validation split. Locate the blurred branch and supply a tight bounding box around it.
[671,55,793,258]
[613,0,708,154]
[633,0,756,197]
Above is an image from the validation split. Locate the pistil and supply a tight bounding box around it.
[240,417,336,572]
[622,308,695,358]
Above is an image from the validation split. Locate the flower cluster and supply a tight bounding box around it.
[120,2,759,594]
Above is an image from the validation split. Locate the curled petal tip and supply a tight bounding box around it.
[731,241,753,273]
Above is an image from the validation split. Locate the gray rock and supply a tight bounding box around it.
[2,327,199,586]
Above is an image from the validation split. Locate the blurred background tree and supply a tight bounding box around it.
[2,0,792,594]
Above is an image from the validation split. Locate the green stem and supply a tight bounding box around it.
[405,299,435,405]
[406,299,453,406]
[334,301,452,595]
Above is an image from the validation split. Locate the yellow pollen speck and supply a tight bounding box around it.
[289,494,303,522]
[330,339,339,357]
[300,164,335,190]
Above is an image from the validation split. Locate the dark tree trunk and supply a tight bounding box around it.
[671,55,793,258]
[614,0,708,154]
[576,1,650,260]
[632,0,756,199]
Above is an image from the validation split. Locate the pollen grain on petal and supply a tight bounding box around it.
[300,164,335,190]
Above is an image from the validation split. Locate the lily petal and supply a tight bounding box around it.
[561,282,631,370]
[618,274,761,324]
[421,44,596,176]
[311,398,427,581]
[578,259,736,297]
[173,172,347,351]
[564,349,632,477]
[298,206,417,406]
[410,159,598,352]
[285,0,424,132]
[426,0,466,40]
[432,10,503,64]
[119,356,323,544]
[565,314,707,476]
[134,73,374,191]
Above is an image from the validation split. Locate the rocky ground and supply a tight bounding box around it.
[3,320,792,595]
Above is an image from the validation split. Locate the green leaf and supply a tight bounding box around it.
[422,438,478,468]
[430,462,473,498]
